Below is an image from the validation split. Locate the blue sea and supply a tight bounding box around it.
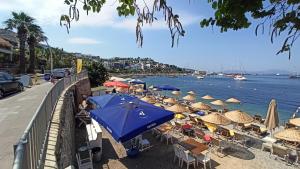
[140,75,300,123]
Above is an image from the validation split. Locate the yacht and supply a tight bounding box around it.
[196,75,205,79]
[234,75,247,81]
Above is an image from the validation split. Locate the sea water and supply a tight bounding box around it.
[141,75,300,123]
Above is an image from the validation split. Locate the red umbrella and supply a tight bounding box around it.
[103,81,129,88]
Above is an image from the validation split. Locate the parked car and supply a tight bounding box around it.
[51,68,70,79]
[0,72,24,99]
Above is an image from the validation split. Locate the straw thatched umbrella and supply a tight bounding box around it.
[135,88,144,93]
[200,112,231,125]
[163,97,177,104]
[187,91,196,95]
[191,102,211,111]
[166,103,189,113]
[289,118,300,127]
[172,91,181,96]
[226,97,241,104]
[141,96,156,104]
[183,94,196,101]
[225,110,253,124]
[201,95,214,100]
[210,100,226,107]
[264,99,279,131]
[274,129,300,143]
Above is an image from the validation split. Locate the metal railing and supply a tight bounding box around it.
[13,71,88,169]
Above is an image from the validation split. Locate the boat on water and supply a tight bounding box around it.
[290,75,300,79]
[234,75,247,81]
[196,75,205,79]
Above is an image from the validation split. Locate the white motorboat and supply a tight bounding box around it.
[234,75,247,81]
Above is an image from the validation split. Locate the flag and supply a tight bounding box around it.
[77,59,82,73]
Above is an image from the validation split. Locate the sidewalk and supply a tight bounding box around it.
[0,82,52,169]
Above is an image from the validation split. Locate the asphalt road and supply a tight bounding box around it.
[0,82,52,169]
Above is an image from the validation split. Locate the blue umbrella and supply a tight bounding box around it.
[154,85,180,91]
[87,94,136,109]
[90,97,174,142]
[129,79,146,85]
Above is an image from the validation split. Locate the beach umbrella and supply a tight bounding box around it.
[225,110,253,124]
[187,91,196,95]
[154,85,180,91]
[264,99,279,130]
[87,94,137,109]
[129,79,145,85]
[154,102,163,107]
[226,97,241,104]
[103,81,129,88]
[289,118,300,127]
[191,102,211,111]
[274,128,300,143]
[183,94,196,101]
[163,97,177,104]
[175,114,186,119]
[166,103,189,113]
[135,88,144,93]
[90,97,174,142]
[200,112,231,125]
[116,87,127,93]
[201,95,214,100]
[141,96,156,104]
[210,100,226,107]
[172,91,181,96]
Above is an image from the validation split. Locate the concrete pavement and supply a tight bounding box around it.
[0,82,52,169]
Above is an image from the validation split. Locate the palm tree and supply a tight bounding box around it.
[4,12,46,74]
[27,25,47,73]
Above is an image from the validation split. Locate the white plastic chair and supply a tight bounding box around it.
[180,149,196,169]
[196,151,212,169]
[161,130,173,145]
[173,144,182,166]
[137,135,150,151]
[76,149,93,169]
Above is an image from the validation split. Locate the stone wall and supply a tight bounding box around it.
[44,78,91,169]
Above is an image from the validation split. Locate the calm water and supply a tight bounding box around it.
[141,75,300,122]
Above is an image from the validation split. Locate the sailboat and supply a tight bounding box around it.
[234,62,247,81]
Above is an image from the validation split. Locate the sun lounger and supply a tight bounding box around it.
[251,124,268,136]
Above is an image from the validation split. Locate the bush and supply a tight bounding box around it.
[85,62,109,87]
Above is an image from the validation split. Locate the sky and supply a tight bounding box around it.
[0,0,299,73]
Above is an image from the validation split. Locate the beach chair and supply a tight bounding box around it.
[271,144,288,160]
[76,149,93,169]
[195,151,212,169]
[180,149,196,169]
[251,124,268,136]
